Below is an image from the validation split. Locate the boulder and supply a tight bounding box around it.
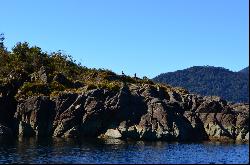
[104,129,122,138]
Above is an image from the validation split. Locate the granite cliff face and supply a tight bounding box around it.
[1,83,248,143]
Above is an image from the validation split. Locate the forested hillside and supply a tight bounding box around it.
[153,66,249,103]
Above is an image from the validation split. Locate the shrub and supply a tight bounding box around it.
[16,82,49,99]
[86,84,97,90]
[97,81,121,91]
[50,81,66,91]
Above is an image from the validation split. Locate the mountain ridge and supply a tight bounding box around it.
[153,65,249,103]
[239,66,249,74]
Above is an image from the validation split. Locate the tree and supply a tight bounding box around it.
[0,33,4,49]
[10,42,48,72]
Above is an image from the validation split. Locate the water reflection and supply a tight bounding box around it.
[0,137,249,164]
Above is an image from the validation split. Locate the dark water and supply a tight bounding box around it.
[0,138,249,164]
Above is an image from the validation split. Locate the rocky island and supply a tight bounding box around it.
[0,42,249,143]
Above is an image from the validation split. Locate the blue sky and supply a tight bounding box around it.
[1,0,249,78]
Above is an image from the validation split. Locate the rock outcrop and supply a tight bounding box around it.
[14,96,55,137]
[1,42,248,143]
[0,83,249,143]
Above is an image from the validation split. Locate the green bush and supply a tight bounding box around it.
[50,81,66,91]
[86,84,97,90]
[16,82,49,99]
[97,81,121,91]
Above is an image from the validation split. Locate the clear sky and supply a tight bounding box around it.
[1,0,249,78]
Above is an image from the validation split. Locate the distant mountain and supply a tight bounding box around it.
[239,66,249,75]
[153,66,249,103]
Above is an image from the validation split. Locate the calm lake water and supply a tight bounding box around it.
[0,137,249,164]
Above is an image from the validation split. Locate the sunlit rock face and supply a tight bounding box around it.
[1,83,246,143]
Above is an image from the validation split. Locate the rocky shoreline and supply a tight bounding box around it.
[1,83,249,143]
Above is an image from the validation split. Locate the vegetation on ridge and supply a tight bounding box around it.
[0,40,158,99]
